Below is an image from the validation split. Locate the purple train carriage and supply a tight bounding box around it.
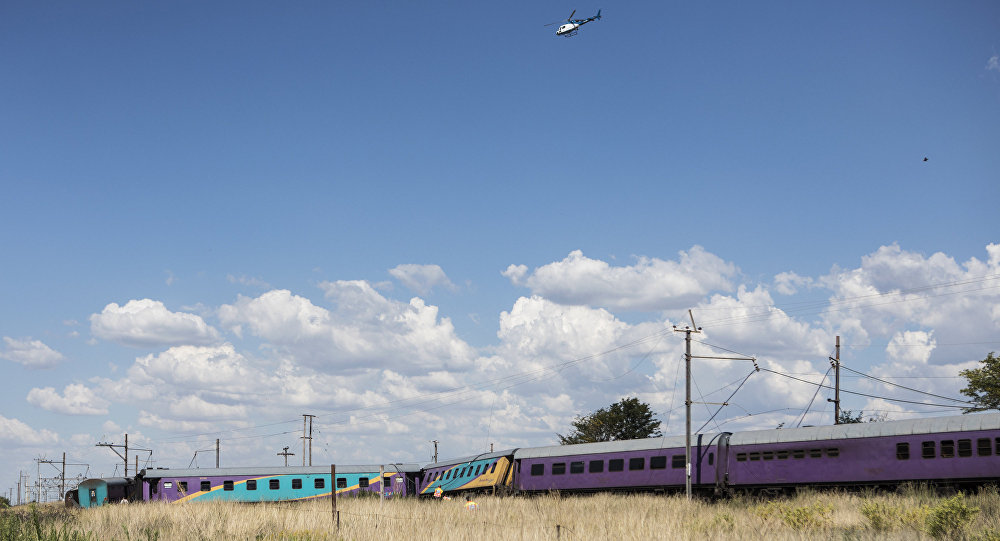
[511,413,1000,495]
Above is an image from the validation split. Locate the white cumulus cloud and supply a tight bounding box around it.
[26,384,110,415]
[219,286,475,374]
[0,336,64,368]
[886,330,936,364]
[90,299,221,348]
[389,264,457,295]
[0,414,59,446]
[503,247,738,311]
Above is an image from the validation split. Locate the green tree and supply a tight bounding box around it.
[838,410,889,424]
[960,352,1000,413]
[557,397,662,444]
[0,495,9,508]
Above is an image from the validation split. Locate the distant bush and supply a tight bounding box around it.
[926,493,979,539]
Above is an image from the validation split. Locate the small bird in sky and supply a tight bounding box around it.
[923,157,929,162]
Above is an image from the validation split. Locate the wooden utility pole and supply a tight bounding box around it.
[301,415,315,466]
[331,464,338,530]
[308,416,314,466]
[278,446,294,466]
[430,440,439,463]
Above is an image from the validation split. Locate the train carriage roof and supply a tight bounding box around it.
[513,434,725,460]
[422,449,517,470]
[729,413,1000,446]
[139,464,421,478]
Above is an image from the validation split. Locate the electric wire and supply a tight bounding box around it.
[795,366,832,427]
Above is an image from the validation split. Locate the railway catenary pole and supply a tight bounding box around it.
[674,311,701,501]
[675,311,757,500]
[829,336,841,424]
[216,439,220,468]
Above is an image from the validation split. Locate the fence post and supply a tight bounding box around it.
[556,524,561,539]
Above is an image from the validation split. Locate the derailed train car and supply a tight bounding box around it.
[417,449,516,497]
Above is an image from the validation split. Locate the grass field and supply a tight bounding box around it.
[3,486,1000,540]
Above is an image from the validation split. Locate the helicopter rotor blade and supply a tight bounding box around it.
[568,9,576,21]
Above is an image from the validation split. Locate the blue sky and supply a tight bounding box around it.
[2,1,999,500]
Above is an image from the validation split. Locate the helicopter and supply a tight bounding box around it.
[545,9,602,37]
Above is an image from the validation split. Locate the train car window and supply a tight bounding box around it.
[809,449,822,458]
[763,452,774,460]
[826,448,840,458]
[792,450,805,459]
[445,470,452,480]
[958,439,972,457]
[269,479,280,490]
[383,476,391,487]
[672,455,685,468]
[359,478,369,488]
[200,481,211,492]
[736,453,747,462]
[922,441,935,459]
[552,463,566,475]
[749,452,761,461]
[609,459,624,472]
[474,465,481,476]
[941,440,955,458]
[709,452,714,466]
[776,451,789,460]
[530,464,544,476]
[315,478,325,489]
[896,443,910,460]
[570,461,585,474]
[292,479,302,490]
[246,479,257,490]
[491,462,498,474]
[589,460,604,473]
[996,438,1000,455]
[977,438,992,456]
[650,456,667,470]
[178,482,188,492]
[629,457,645,470]
[336,478,347,488]
[223,481,234,491]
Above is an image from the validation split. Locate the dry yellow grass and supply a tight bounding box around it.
[13,488,1000,540]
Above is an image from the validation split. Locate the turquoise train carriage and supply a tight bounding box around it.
[76,477,135,508]
[138,465,421,503]
[418,449,516,497]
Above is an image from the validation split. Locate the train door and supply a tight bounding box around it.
[715,433,732,495]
